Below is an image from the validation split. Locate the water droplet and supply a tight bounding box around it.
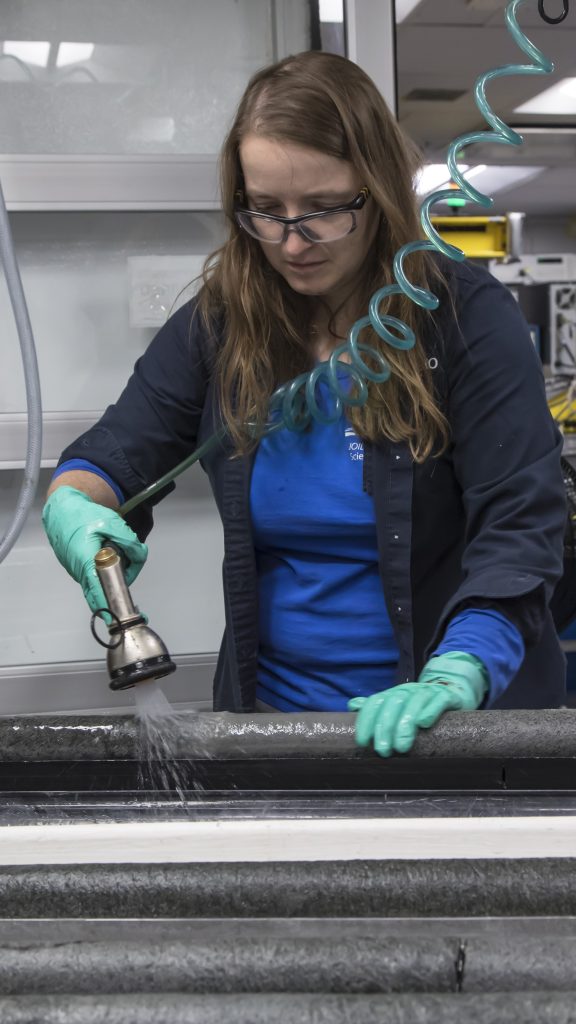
[133,681,205,805]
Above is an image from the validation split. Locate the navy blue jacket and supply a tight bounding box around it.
[59,260,568,710]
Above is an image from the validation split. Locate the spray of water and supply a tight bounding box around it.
[133,681,204,804]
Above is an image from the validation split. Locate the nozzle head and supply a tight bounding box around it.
[106,619,177,691]
[108,651,177,690]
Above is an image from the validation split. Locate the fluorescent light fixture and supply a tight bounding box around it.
[466,163,487,180]
[436,164,546,201]
[417,163,545,200]
[396,0,424,22]
[3,40,50,67]
[512,125,576,134]
[515,78,576,115]
[513,126,576,134]
[56,42,95,68]
[415,164,469,195]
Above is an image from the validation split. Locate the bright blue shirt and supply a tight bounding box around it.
[51,458,125,505]
[432,606,524,707]
[250,377,524,711]
[56,406,525,710]
[251,388,399,712]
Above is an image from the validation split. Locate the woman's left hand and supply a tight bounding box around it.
[348,652,488,758]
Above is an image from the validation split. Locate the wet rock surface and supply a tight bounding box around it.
[0,709,575,761]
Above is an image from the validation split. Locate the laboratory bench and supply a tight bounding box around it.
[0,708,576,1022]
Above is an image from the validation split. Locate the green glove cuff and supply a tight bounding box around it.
[418,651,489,708]
[42,485,148,614]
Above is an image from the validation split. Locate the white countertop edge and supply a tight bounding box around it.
[1,816,575,865]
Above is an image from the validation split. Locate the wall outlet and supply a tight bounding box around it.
[128,254,207,328]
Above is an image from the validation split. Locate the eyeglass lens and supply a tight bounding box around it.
[238,210,356,243]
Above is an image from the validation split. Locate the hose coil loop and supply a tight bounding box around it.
[267,0,557,436]
[119,0,561,516]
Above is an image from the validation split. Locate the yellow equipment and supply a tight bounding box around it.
[548,381,576,439]
[430,216,508,259]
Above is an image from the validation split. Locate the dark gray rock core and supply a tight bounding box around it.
[7,934,576,996]
[463,938,576,991]
[0,937,459,995]
[0,709,575,762]
[1,859,576,918]
[1,993,576,1024]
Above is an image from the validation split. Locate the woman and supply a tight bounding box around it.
[42,51,567,757]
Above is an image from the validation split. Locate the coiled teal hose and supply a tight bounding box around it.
[423,0,555,264]
[120,0,559,517]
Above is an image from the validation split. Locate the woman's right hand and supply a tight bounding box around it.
[42,485,148,615]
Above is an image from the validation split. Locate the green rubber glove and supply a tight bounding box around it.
[42,485,148,616]
[348,652,489,758]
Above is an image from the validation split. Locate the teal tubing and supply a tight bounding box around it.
[120,0,556,519]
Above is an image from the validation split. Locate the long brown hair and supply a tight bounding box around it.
[198,50,449,461]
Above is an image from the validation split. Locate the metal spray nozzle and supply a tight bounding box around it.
[92,546,176,691]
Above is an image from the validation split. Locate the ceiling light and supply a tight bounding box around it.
[466,164,487,179]
[437,165,546,201]
[56,42,95,68]
[3,41,50,67]
[416,163,544,200]
[514,78,576,115]
[396,0,423,23]
[415,164,469,195]
[511,126,576,134]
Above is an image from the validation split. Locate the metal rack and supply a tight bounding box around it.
[550,282,576,377]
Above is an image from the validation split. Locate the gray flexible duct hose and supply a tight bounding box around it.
[0,176,42,563]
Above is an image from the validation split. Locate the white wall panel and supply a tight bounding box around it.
[0,210,226,709]
[0,465,223,712]
[0,211,223,421]
[0,0,397,710]
[0,0,285,155]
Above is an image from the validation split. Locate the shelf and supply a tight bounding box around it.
[0,156,220,211]
[0,654,216,716]
[0,460,56,471]
[0,411,101,469]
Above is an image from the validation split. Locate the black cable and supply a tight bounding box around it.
[538,0,570,24]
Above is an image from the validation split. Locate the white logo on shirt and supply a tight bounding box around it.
[345,425,364,461]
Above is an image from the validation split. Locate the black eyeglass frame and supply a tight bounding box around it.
[234,187,370,244]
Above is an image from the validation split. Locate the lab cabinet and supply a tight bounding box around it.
[0,0,309,155]
[550,282,576,377]
[0,0,311,209]
[0,210,225,713]
[0,0,396,712]
[0,0,395,210]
